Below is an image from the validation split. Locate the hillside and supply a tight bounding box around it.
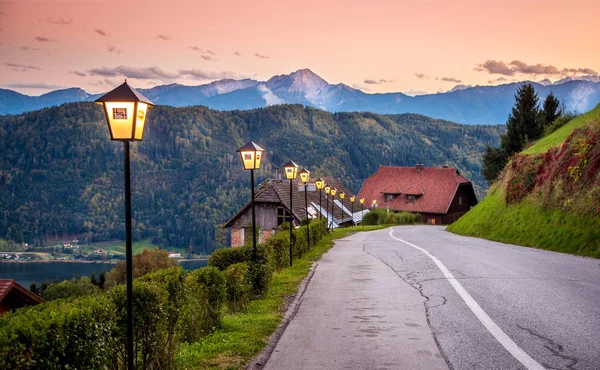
[0,103,502,253]
[448,105,600,257]
[2,69,600,124]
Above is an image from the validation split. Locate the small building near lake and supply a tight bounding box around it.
[0,279,44,315]
[224,176,365,247]
[358,165,478,225]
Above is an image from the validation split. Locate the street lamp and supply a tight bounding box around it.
[372,199,377,208]
[236,141,265,261]
[324,185,331,230]
[360,197,365,218]
[282,161,298,266]
[330,188,337,228]
[298,168,310,249]
[95,80,155,370]
[339,192,345,225]
[315,178,324,220]
[350,196,355,226]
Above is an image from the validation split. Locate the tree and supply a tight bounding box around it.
[481,83,541,182]
[540,92,562,128]
[41,276,100,301]
[481,145,508,183]
[105,248,178,287]
[505,83,541,150]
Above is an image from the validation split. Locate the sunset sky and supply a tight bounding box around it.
[1,0,599,96]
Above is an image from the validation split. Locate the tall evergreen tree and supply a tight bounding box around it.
[541,92,562,128]
[481,83,541,183]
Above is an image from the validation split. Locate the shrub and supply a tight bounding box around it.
[224,263,251,313]
[109,281,169,370]
[139,267,187,369]
[208,246,246,271]
[265,231,290,271]
[41,276,100,301]
[106,248,178,288]
[178,267,226,342]
[544,112,578,136]
[362,209,421,225]
[0,294,115,370]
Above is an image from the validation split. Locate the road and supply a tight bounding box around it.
[263,226,600,370]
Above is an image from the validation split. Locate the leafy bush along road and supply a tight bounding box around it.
[0,219,400,369]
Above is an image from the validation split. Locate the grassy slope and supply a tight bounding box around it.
[448,105,600,258]
[175,225,387,369]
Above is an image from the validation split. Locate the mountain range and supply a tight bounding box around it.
[2,69,600,124]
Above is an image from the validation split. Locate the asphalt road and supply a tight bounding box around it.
[263,226,600,370]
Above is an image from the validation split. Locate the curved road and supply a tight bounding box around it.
[263,226,600,370]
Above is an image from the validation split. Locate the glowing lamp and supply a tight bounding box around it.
[340,192,345,200]
[236,141,265,170]
[95,81,155,141]
[299,168,310,184]
[315,178,325,189]
[360,198,365,204]
[350,196,355,202]
[282,161,299,180]
[331,188,337,196]
[324,185,331,194]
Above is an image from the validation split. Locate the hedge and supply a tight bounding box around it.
[362,208,421,225]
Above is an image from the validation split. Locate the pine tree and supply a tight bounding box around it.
[505,83,541,151]
[541,92,562,128]
[481,145,507,183]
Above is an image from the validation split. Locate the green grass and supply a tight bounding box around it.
[522,104,600,154]
[447,184,600,257]
[175,225,389,369]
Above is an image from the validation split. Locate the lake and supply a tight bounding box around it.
[0,260,208,288]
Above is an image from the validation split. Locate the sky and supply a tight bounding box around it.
[1,0,599,96]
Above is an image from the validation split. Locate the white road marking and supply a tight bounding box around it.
[389,228,546,370]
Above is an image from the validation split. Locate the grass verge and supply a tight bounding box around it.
[447,184,600,257]
[522,104,600,155]
[175,225,388,369]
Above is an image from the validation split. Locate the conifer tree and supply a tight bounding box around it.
[541,92,562,128]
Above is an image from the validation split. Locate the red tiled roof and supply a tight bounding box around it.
[358,166,474,214]
[0,279,44,306]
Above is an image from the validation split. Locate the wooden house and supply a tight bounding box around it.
[0,279,44,315]
[224,176,363,247]
[358,165,478,225]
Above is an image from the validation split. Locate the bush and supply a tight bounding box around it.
[106,248,178,288]
[139,267,187,369]
[544,112,578,136]
[109,281,169,370]
[178,267,226,342]
[362,209,421,225]
[41,276,100,301]
[224,263,251,313]
[208,247,246,271]
[0,294,115,370]
[265,231,290,271]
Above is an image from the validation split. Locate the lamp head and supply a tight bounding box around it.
[282,161,299,180]
[236,141,265,170]
[315,178,325,189]
[298,168,310,184]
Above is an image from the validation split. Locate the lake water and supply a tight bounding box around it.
[0,260,208,288]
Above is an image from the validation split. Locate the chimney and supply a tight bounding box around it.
[276,168,281,180]
[442,165,449,168]
[416,164,424,173]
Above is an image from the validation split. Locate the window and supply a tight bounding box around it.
[407,195,416,203]
[459,196,463,205]
[277,206,291,226]
[386,194,393,202]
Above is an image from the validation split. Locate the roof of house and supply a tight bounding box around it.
[224,176,360,228]
[0,279,44,307]
[358,166,476,214]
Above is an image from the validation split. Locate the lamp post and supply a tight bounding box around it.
[330,188,337,228]
[339,192,345,225]
[95,81,155,370]
[236,141,265,261]
[350,196,355,226]
[315,178,324,220]
[360,197,365,218]
[282,161,298,267]
[324,185,331,229]
[372,199,377,208]
[298,168,310,249]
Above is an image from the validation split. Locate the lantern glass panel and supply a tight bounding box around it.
[240,151,257,170]
[105,102,135,140]
[134,102,148,140]
[299,170,310,183]
[284,165,298,180]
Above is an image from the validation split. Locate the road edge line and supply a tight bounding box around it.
[388,228,546,370]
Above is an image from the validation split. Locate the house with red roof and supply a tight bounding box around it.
[0,279,44,315]
[358,165,478,225]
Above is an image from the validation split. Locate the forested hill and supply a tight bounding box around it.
[0,103,503,253]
